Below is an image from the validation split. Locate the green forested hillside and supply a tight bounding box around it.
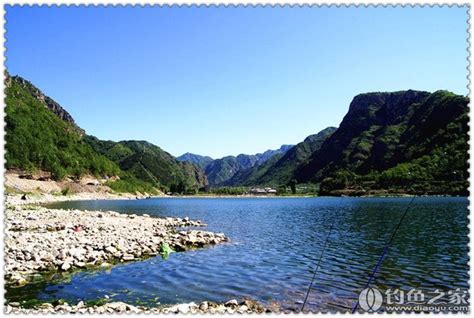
[222,152,285,187]
[5,74,120,180]
[204,156,252,186]
[85,137,208,193]
[225,127,336,186]
[222,90,468,195]
[296,90,469,195]
[6,74,207,194]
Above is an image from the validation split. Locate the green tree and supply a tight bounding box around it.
[289,179,297,194]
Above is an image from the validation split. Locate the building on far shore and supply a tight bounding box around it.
[249,187,277,195]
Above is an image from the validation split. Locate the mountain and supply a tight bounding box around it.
[177,153,214,170]
[254,145,293,165]
[6,73,467,196]
[224,90,468,195]
[225,127,337,186]
[5,73,120,181]
[221,152,286,187]
[7,75,85,135]
[203,145,293,186]
[204,155,249,186]
[5,73,207,194]
[85,137,208,193]
[296,90,469,195]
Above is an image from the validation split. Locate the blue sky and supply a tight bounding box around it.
[6,6,469,158]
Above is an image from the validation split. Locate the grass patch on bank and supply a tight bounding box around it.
[105,175,158,195]
[84,297,110,307]
[5,186,22,195]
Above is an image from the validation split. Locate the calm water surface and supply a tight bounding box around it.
[7,197,469,311]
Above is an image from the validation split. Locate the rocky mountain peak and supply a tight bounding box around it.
[7,74,85,135]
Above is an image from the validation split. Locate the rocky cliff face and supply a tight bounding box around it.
[177,153,214,170]
[296,90,469,185]
[6,74,84,135]
[181,161,209,191]
[5,73,120,181]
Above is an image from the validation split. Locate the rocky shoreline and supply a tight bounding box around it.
[4,194,274,314]
[6,299,272,314]
[5,194,228,286]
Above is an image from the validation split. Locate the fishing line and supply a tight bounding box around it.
[351,195,416,313]
[301,196,343,312]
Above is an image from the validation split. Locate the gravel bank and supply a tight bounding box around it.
[5,194,228,285]
[6,299,273,314]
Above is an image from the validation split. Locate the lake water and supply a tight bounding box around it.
[6,197,469,312]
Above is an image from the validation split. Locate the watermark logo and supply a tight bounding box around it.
[356,287,469,313]
[358,287,383,312]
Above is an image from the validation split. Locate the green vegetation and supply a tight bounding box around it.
[5,73,468,197]
[265,182,318,196]
[212,90,468,196]
[61,187,71,196]
[5,186,20,195]
[5,74,205,195]
[306,90,469,196]
[84,298,110,307]
[105,174,158,195]
[5,75,120,181]
[85,137,208,193]
[225,127,336,187]
[207,187,248,195]
[195,146,293,186]
[204,156,255,186]
[201,184,318,196]
[177,153,213,170]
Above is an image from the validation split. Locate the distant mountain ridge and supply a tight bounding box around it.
[178,144,294,186]
[253,145,293,165]
[176,153,214,170]
[225,127,337,186]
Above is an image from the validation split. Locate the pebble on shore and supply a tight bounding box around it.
[5,195,228,286]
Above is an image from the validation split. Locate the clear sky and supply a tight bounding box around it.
[6,6,469,158]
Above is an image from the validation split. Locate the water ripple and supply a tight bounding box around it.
[7,197,469,312]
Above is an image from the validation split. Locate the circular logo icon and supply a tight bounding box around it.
[358,287,383,312]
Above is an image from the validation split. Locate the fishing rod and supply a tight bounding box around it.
[351,195,417,313]
[301,196,343,312]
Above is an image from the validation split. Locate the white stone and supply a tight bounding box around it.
[61,261,71,271]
